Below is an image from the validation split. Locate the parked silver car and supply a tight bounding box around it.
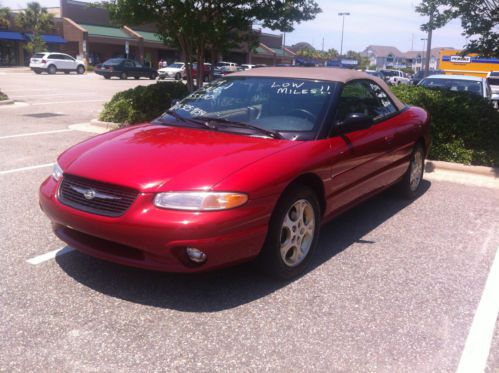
[29,52,85,75]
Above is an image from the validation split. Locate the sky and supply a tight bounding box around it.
[3,0,468,53]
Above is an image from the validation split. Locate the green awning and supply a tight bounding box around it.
[137,31,162,43]
[80,24,131,39]
[271,48,291,57]
[255,46,273,55]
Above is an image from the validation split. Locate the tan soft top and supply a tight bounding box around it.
[231,67,406,111]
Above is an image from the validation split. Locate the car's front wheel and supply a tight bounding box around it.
[120,72,127,80]
[76,65,85,74]
[257,185,321,279]
[399,143,425,198]
[175,72,181,80]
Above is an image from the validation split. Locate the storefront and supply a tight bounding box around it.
[0,31,25,66]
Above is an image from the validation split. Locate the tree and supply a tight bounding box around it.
[106,0,321,90]
[417,0,499,57]
[16,2,54,55]
[0,4,10,28]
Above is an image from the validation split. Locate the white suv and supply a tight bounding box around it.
[30,52,85,75]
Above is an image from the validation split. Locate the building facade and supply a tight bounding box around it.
[0,0,295,67]
[362,45,452,72]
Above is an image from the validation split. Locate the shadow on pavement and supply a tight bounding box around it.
[57,180,431,312]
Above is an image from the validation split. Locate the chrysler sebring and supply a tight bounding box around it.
[39,68,430,279]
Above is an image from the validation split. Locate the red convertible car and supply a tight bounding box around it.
[39,68,430,279]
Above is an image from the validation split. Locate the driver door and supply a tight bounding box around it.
[327,80,400,214]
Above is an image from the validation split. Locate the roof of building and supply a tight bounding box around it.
[230,67,405,110]
[363,45,404,58]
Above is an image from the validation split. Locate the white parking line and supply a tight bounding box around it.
[10,92,98,98]
[0,163,53,175]
[456,244,499,373]
[27,247,74,265]
[0,129,73,140]
[31,99,106,106]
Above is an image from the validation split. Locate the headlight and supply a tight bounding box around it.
[52,162,63,181]
[154,192,248,211]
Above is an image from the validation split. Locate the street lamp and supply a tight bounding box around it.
[338,12,350,56]
[421,38,427,73]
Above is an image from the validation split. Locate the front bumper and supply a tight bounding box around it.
[39,176,272,272]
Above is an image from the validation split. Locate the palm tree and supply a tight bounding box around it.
[0,4,10,28]
[16,2,54,54]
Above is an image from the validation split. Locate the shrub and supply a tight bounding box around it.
[99,82,189,127]
[0,90,8,101]
[391,85,499,167]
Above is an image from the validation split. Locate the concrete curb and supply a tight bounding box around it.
[0,99,14,105]
[90,119,120,130]
[425,160,498,178]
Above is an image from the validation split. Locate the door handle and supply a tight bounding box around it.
[384,135,395,145]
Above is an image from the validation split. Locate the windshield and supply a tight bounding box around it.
[487,78,499,86]
[169,63,184,69]
[158,77,337,140]
[420,78,483,95]
[104,58,124,65]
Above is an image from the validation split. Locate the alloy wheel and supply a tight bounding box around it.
[279,199,316,267]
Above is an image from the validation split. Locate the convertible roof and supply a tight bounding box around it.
[232,67,405,111]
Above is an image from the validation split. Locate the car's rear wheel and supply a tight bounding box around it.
[399,143,425,198]
[150,73,156,80]
[120,72,127,80]
[34,70,41,74]
[175,72,181,80]
[64,71,70,74]
[134,76,139,80]
[104,75,111,79]
[76,65,85,74]
[47,65,57,75]
[257,185,321,279]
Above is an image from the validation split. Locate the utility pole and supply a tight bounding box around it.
[338,12,350,56]
[424,12,434,77]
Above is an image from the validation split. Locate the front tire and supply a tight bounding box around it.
[257,185,321,279]
[399,143,425,198]
[120,72,127,80]
[76,65,85,74]
[175,72,181,81]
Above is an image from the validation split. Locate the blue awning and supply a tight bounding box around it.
[41,34,66,44]
[0,31,26,41]
[25,33,66,44]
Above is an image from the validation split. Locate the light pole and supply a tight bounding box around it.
[338,12,350,56]
[421,38,427,73]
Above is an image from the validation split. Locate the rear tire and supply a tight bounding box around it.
[47,65,57,75]
[34,70,41,74]
[76,65,85,74]
[398,143,425,198]
[104,76,111,80]
[120,72,127,80]
[175,72,181,81]
[257,185,321,280]
[150,73,156,80]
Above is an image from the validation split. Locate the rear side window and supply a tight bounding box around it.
[335,80,397,123]
[48,54,62,59]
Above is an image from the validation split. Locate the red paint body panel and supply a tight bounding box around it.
[39,104,430,272]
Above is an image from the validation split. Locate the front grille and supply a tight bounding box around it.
[58,174,138,217]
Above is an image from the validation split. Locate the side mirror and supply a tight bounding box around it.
[337,113,374,134]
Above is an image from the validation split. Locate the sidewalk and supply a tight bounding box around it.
[0,67,31,74]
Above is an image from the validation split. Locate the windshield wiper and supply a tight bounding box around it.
[162,110,211,129]
[192,116,283,139]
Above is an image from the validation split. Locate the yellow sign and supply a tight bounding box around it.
[439,49,499,77]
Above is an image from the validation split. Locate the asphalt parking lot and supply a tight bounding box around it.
[1,70,498,372]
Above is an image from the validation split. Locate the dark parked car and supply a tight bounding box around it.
[95,58,157,80]
[410,70,444,85]
[40,68,430,279]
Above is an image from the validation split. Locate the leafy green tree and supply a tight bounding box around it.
[16,2,54,55]
[417,0,499,56]
[106,0,321,90]
[0,4,10,28]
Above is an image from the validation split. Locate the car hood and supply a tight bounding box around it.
[59,124,300,193]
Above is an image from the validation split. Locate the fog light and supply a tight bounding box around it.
[186,247,207,263]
